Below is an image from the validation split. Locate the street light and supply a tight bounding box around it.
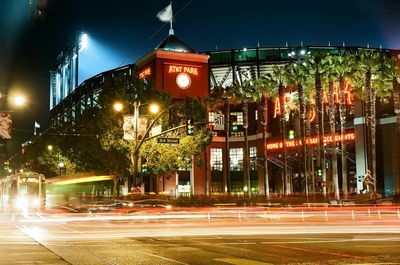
[113,100,160,191]
[0,93,27,107]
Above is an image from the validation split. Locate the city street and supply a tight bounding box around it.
[1,207,400,264]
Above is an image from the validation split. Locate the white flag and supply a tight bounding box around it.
[157,4,172,22]
[34,121,40,136]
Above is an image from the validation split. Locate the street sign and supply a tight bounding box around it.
[213,113,224,130]
[157,137,180,144]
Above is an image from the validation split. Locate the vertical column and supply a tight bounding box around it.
[354,100,367,193]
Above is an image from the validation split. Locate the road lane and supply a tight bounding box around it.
[3,208,400,264]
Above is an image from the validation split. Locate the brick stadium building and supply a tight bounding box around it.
[49,32,400,196]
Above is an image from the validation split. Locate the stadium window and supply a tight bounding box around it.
[210,148,223,171]
[250,146,257,170]
[230,112,243,125]
[208,112,216,123]
[230,148,243,171]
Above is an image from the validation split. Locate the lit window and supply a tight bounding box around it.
[231,112,243,125]
[208,112,216,123]
[210,148,223,171]
[230,148,243,171]
[250,146,257,170]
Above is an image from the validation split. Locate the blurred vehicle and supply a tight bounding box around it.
[45,173,116,211]
[0,172,45,210]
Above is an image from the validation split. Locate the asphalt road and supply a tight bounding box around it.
[1,207,400,264]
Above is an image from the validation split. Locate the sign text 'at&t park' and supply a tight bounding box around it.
[168,65,199,76]
[266,132,355,151]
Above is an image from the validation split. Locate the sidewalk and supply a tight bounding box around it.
[0,214,69,265]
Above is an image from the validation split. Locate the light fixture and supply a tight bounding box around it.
[13,95,26,106]
[79,33,89,51]
[113,102,124,112]
[149,103,160,114]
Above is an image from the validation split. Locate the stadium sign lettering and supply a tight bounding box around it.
[273,81,353,118]
[266,132,355,150]
[168,65,199,76]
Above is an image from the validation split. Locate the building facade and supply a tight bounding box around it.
[49,33,400,196]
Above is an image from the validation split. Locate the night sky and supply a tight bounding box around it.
[1,0,400,157]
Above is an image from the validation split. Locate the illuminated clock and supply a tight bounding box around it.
[176,73,191,89]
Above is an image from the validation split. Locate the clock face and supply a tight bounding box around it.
[176,73,191,89]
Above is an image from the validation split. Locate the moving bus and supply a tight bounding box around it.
[45,173,115,207]
[0,172,45,210]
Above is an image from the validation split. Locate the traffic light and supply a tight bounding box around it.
[231,115,238,132]
[141,159,149,175]
[288,129,295,139]
[141,165,149,175]
[186,118,195,136]
[316,168,322,177]
[3,161,9,171]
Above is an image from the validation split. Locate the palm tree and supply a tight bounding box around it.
[231,80,255,197]
[209,85,233,194]
[382,56,400,182]
[254,77,271,198]
[267,65,290,194]
[324,55,340,200]
[329,53,356,196]
[285,62,309,195]
[355,49,385,189]
[305,55,330,196]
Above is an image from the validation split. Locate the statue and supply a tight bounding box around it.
[361,170,375,194]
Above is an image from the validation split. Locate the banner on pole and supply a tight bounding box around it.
[0,112,12,139]
[123,115,135,140]
[123,115,148,140]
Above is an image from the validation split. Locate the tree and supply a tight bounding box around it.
[305,55,330,196]
[329,53,356,195]
[208,85,234,194]
[355,49,385,188]
[286,62,309,195]
[267,65,290,194]
[98,72,213,192]
[382,56,400,185]
[231,80,255,197]
[324,55,340,200]
[253,77,271,198]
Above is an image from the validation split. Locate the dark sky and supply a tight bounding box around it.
[1,0,400,157]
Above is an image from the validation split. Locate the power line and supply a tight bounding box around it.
[118,0,193,67]
[307,13,370,43]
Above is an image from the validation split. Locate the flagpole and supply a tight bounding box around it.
[169,1,174,35]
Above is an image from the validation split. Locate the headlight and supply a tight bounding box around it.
[16,197,28,209]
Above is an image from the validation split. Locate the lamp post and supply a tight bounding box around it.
[113,100,159,192]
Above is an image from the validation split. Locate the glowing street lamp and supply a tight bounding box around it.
[13,95,26,106]
[113,102,124,112]
[0,93,27,107]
